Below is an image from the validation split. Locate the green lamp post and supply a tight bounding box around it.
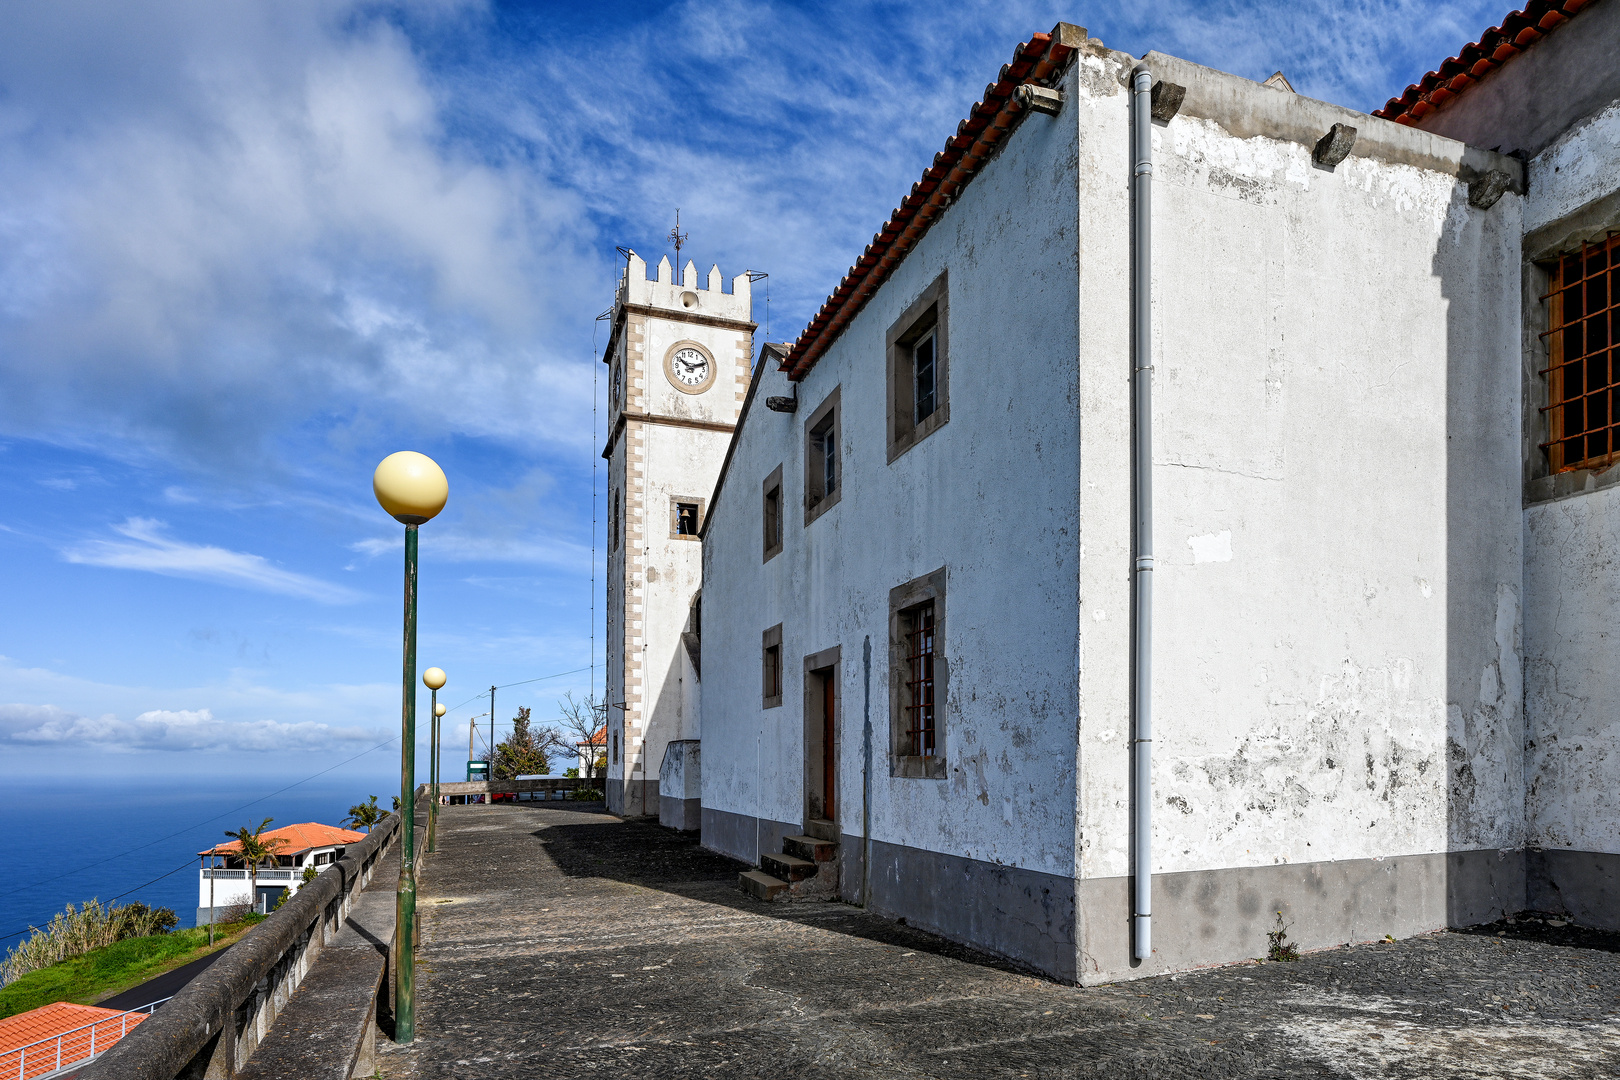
[424,668,447,853]
[373,450,448,1046]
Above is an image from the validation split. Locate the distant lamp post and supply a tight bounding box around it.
[373,450,448,1046]
[423,667,447,854]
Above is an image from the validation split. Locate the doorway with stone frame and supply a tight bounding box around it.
[802,646,840,843]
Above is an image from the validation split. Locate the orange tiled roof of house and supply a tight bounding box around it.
[577,725,606,747]
[0,1001,146,1077]
[201,822,366,858]
[1373,0,1593,124]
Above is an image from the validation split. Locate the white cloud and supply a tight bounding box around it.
[0,702,378,752]
[63,517,361,603]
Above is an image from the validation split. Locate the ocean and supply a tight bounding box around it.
[0,774,397,952]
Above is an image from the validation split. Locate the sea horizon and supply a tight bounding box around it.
[1,768,402,953]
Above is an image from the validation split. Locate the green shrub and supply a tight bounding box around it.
[567,788,603,801]
[1,900,180,987]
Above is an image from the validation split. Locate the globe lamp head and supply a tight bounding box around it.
[373,452,449,525]
[422,666,447,691]
[434,702,447,717]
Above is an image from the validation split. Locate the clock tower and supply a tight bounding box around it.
[602,252,754,817]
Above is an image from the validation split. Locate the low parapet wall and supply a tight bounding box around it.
[79,811,401,1079]
[425,777,594,800]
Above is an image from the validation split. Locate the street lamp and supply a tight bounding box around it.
[423,667,447,854]
[373,450,448,1046]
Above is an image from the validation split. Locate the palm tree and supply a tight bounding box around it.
[345,795,383,832]
[224,819,286,914]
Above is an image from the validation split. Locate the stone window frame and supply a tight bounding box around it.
[886,270,950,464]
[669,495,706,540]
[803,386,842,526]
[888,567,947,779]
[762,464,784,562]
[1523,192,1620,504]
[762,623,784,709]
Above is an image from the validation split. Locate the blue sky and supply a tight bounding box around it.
[0,0,1506,788]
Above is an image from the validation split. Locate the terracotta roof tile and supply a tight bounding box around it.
[0,1002,146,1077]
[781,24,1084,380]
[201,821,367,858]
[1373,0,1594,125]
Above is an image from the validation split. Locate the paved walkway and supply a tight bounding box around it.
[378,804,1620,1079]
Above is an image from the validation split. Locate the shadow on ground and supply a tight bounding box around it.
[532,811,1036,978]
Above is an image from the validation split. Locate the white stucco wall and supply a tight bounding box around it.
[699,57,1084,870]
[1524,489,1620,853]
[1523,99,1620,234]
[1075,52,1525,883]
[1520,88,1620,857]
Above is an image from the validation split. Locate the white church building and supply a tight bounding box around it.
[605,1,1620,984]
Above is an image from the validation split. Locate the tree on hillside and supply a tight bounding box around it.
[224,818,286,913]
[551,692,607,784]
[345,795,383,831]
[493,706,550,779]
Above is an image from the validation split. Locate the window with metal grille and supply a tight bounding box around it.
[675,501,699,536]
[901,601,936,757]
[914,330,938,424]
[1542,232,1620,474]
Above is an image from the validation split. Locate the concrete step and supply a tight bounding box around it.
[783,835,838,863]
[739,869,789,901]
[762,852,819,882]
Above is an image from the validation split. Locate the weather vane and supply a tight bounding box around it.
[668,209,688,264]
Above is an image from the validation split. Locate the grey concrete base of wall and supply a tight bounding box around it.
[660,795,701,832]
[843,834,1080,983]
[1078,847,1526,984]
[1528,849,1620,930]
[607,778,657,818]
[700,805,802,867]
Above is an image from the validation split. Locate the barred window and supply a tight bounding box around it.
[1542,233,1619,474]
[900,601,936,757]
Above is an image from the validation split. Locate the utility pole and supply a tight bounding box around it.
[468,718,475,773]
[489,685,497,778]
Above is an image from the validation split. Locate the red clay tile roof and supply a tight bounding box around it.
[1373,0,1595,125]
[780,25,1083,381]
[0,1001,146,1078]
[577,725,606,747]
[201,822,366,858]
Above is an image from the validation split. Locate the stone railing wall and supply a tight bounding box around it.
[427,776,592,800]
[78,811,401,1080]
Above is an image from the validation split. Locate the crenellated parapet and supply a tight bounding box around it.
[618,251,752,323]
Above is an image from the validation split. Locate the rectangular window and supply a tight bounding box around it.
[762,623,784,709]
[676,502,699,535]
[913,329,937,423]
[669,496,705,540]
[762,464,784,562]
[901,601,936,756]
[887,271,949,462]
[803,387,842,525]
[609,490,619,551]
[1543,233,1620,473]
[888,567,947,778]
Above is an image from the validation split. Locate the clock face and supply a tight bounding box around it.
[670,347,710,387]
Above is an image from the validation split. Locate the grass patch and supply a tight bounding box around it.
[0,919,258,1019]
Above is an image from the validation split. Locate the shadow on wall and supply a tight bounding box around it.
[1440,177,1528,927]
[529,813,1037,978]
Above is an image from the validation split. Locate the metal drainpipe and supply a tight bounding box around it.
[1130,63,1155,963]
